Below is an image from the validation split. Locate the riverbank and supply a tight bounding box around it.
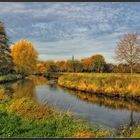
[58,73,140,102]
[0,74,23,84]
[57,73,140,137]
[0,86,113,138]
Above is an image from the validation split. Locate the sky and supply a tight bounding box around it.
[0,2,140,63]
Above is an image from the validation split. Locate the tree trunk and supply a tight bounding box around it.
[128,111,134,136]
[129,111,134,127]
[130,64,133,81]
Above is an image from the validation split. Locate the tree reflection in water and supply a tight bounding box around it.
[59,86,140,135]
[61,88,140,113]
[11,79,36,99]
[10,76,57,99]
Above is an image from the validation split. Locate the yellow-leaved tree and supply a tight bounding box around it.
[11,40,38,76]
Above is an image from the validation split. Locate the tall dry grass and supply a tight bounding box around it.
[58,73,140,100]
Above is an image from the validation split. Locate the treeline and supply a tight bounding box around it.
[36,55,140,74]
[37,54,105,73]
[1,20,140,76]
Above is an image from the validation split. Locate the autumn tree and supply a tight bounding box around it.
[115,33,140,77]
[36,61,47,75]
[104,63,115,73]
[64,60,74,72]
[11,40,38,76]
[0,21,13,74]
[55,61,66,72]
[91,54,106,73]
[74,60,84,72]
[81,54,106,72]
[133,63,140,73]
[44,60,58,72]
[81,57,93,72]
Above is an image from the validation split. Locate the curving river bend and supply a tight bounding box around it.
[2,76,140,134]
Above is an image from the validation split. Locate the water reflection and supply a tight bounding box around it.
[61,88,140,113]
[30,76,50,86]
[11,79,36,99]
[59,87,140,133]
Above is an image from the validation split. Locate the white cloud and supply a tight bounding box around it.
[33,35,116,63]
[0,3,25,13]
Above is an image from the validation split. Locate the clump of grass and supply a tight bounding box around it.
[72,131,96,138]
[7,97,57,120]
[58,73,140,100]
[117,123,140,138]
[0,87,11,112]
[72,128,113,138]
[130,125,140,138]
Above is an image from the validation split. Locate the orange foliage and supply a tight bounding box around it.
[72,132,95,138]
[82,58,92,66]
[11,40,38,75]
[36,63,47,74]
[56,61,66,66]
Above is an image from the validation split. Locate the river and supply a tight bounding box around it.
[2,76,140,134]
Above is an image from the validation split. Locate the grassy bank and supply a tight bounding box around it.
[58,73,140,137]
[0,88,113,138]
[58,73,140,101]
[0,74,23,83]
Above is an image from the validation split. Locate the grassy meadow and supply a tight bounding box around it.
[58,73,140,101]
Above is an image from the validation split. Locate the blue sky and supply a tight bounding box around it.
[0,2,140,63]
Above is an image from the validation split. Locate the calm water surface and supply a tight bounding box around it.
[2,76,140,133]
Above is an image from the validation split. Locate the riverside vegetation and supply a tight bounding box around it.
[0,84,113,138]
[58,73,140,137]
[58,73,140,101]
